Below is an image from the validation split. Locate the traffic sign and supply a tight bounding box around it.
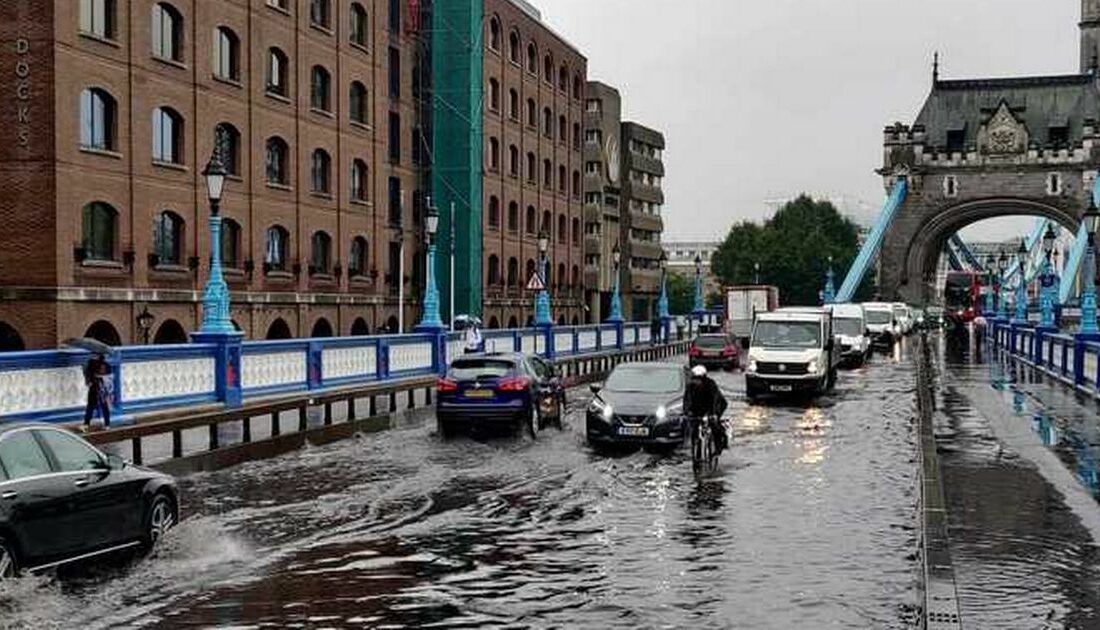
[526,272,546,291]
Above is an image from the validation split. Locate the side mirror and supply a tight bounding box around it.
[865,329,872,337]
[105,453,126,470]
[589,383,601,394]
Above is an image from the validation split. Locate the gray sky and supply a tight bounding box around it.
[532,0,1079,241]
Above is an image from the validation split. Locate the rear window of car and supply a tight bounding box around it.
[450,358,515,380]
[694,336,729,349]
[0,431,53,480]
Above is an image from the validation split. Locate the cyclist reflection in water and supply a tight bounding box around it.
[684,365,728,453]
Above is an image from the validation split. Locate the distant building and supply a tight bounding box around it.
[665,240,721,297]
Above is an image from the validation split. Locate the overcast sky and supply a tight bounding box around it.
[531,0,1080,242]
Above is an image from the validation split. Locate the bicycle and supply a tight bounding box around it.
[690,415,720,477]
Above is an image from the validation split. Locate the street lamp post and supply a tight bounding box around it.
[199,149,234,334]
[657,251,670,319]
[1014,239,1029,325]
[823,255,836,305]
[996,251,1010,322]
[1040,224,1057,330]
[692,254,705,316]
[984,254,996,317]
[1080,199,1100,337]
[534,230,553,326]
[136,306,155,345]
[754,261,761,285]
[415,200,445,332]
[607,242,624,323]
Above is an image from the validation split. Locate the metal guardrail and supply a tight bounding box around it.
[987,321,1100,396]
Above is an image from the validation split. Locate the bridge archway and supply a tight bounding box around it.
[0,321,24,352]
[84,320,121,347]
[153,319,188,344]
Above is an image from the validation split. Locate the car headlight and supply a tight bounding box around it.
[747,359,758,373]
[656,405,667,421]
[655,404,681,422]
[588,398,614,420]
[807,360,819,374]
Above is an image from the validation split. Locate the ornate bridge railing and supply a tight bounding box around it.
[987,321,1100,397]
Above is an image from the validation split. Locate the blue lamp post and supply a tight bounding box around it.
[823,255,836,305]
[984,254,996,316]
[657,250,670,319]
[1080,200,1100,337]
[692,254,705,316]
[1013,239,1029,325]
[534,230,553,326]
[415,200,445,332]
[1039,224,1057,330]
[607,242,624,323]
[996,251,1010,322]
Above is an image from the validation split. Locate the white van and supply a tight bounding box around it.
[828,303,871,367]
[862,302,898,349]
[892,303,912,335]
[745,310,838,400]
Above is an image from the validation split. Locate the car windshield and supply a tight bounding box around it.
[893,306,907,317]
[605,367,682,393]
[694,335,728,349]
[834,318,864,336]
[865,309,892,325]
[752,321,821,348]
[450,358,514,380]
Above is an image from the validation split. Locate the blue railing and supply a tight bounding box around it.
[988,322,1100,397]
[0,320,664,424]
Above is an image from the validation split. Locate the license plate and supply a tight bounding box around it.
[465,389,494,398]
[617,426,650,437]
[770,384,793,392]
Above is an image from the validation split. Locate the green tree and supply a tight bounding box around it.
[666,272,695,314]
[711,195,872,305]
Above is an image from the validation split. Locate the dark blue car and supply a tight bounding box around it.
[436,353,565,438]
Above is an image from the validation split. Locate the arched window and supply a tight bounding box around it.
[311,65,331,111]
[310,231,332,274]
[265,225,289,272]
[509,31,520,64]
[488,78,500,112]
[489,316,500,329]
[351,159,368,201]
[0,321,25,353]
[311,149,331,194]
[543,159,552,188]
[557,263,566,289]
[488,137,499,171]
[151,3,183,62]
[488,196,500,228]
[558,165,567,192]
[222,218,241,268]
[559,115,567,144]
[543,107,553,138]
[559,64,569,91]
[572,170,581,197]
[310,0,331,29]
[81,202,118,261]
[487,255,501,285]
[543,54,553,84]
[557,214,566,243]
[213,26,240,81]
[508,315,519,329]
[508,89,519,120]
[526,42,537,74]
[507,201,519,232]
[572,264,580,288]
[152,106,183,164]
[525,258,536,281]
[572,122,581,150]
[85,320,122,347]
[573,74,583,100]
[153,210,184,265]
[80,0,116,39]
[349,236,368,277]
[541,210,552,235]
[265,137,289,185]
[526,98,536,128]
[508,145,519,177]
[350,81,368,124]
[266,318,292,340]
[215,123,240,176]
[526,152,536,182]
[351,318,370,336]
[488,17,501,51]
[311,318,334,338]
[350,3,368,46]
[525,205,536,234]
[266,47,288,96]
[507,257,518,286]
[80,88,116,151]
[153,319,188,345]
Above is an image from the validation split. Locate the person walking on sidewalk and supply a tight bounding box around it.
[83,353,113,430]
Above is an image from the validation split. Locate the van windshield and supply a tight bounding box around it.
[752,321,821,349]
[865,310,892,325]
[834,318,864,336]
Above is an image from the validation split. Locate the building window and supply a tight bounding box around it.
[507,257,518,286]
[526,43,537,74]
[151,3,183,62]
[508,202,519,232]
[943,175,958,198]
[543,54,553,84]
[543,159,552,189]
[388,176,402,225]
[572,218,580,244]
[585,161,600,175]
[541,210,551,235]
[487,255,501,286]
[265,137,289,185]
[585,192,600,205]
[946,128,965,152]
[151,106,183,164]
[311,65,331,111]
[153,210,184,265]
[267,48,289,96]
[388,47,401,99]
[350,81,368,124]
[526,152,536,182]
[310,231,332,274]
[526,99,537,128]
[508,89,519,120]
[349,236,368,277]
[214,123,240,176]
[556,215,566,244]
[488,196,500,228]
[351,159,368,201]
[572,171,580,197]
[573,74,582,100]
[265,225,289,272]
[350,2,368,45]
[488,17,501,51]
[221,219,241,268]
[213,26,240,81]
[509,145,519,177]
[81,202,117,261]
[388,0,400,33]
[509,31,520,64]
[1047,173,1063,196]
[526,205,536,234]
[558,115,567,144]
[1049,126,1070,149]
[267,0,288,10]
[488,137,499,171]
[310,0,331,29]
[558,64,568,92]
[80,0,116,39]
[573,123,581,150]
[79,88,117,151]
[585,129,601,144]
[543,108,553,138]
[311,149,331,194]
[558,165,566,192]
[488,78,500,112]
[388,112,400,162]
[586,98,601,113]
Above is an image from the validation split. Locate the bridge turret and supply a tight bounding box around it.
[1082,0,1100,73]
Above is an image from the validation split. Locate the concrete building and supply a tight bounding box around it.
[0,0,429,350]
[665,239,721,297]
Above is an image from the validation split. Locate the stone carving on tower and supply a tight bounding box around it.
[978,101,1029,156]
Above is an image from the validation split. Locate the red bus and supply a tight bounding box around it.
[944,271,982,324]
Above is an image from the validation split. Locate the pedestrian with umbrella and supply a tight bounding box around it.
[64,338,114,431]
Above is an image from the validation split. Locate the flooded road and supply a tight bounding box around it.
[934,331,1100,629]
[1,350,921,629]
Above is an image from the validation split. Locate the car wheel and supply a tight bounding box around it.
[0,537,18,580]
[142,493,175,551]
[438,415,457,439]
[553,398,565,429]
[527,405,541,439]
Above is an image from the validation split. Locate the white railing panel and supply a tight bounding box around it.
[555,332,574,355]
[0,366,85,415]
[578,330,597,351]
[600,327,617,349]
[122,357,216,402]
[390,342,434,372]
[242,351,307,390]
[323,346,377,381]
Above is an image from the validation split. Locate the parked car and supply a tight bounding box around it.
[688,333,740,371]
[862,302,899,350]
[827,303,871,367]
[585,363,687,447]
[892,302,913,335]
[0,423,179,580]
[436,353,565,438]
[744,310,839,400]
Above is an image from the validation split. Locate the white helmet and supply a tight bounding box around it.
[691,365,707,377]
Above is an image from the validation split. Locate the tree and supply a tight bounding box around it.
[711,195,871,305]
[666,272,695,314]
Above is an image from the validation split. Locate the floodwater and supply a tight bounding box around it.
[1,351,921,629]
[933,330,1100,629]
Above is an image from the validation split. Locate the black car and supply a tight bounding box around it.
[436,353,566,437]
[0,423,179,579]
[585,363,687,447]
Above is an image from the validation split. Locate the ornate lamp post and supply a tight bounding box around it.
[534,229,553,326]
[607,241,624,323]
[657,250,670,319]
[754,261,761,285]
[692,253,705,316]
[984,254,997,316]
[1039,224,1057,330]
[1014,239,1029,324]
[1080,199,1100,336]
[199,149,234,334]
[136,306,155,344]
[996,251,1010,322]
[823,255,836,305]
[415,200,445,332]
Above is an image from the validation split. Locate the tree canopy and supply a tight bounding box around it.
[711,195,872,306]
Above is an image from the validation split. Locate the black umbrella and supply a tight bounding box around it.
[63,337,114,355]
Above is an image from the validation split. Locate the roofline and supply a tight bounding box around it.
[933,73,1094,91]
[501,0,586,60]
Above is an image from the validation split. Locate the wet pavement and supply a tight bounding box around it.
[933,330,1100,629]
[1,350,922,629]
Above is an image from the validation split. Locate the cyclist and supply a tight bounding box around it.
[684,365,728,454]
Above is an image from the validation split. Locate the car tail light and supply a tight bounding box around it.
[436,377,459,393]
[688,346,701,357]
[722,346,736,356]
[497,376,532,392]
